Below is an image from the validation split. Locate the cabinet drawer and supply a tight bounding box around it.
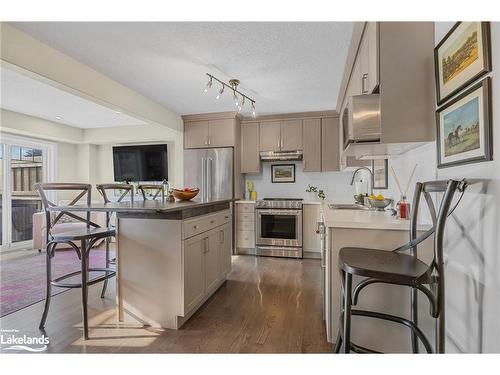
[236,204,255,214]
[237,212,255,222]
[237,230,255,248]
[237,221,255,232]
[183,210,231,239]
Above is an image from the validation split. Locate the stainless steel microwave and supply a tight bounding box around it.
[342,94,381,150]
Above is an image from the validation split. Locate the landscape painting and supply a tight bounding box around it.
[443,96,479,157]
[435,22,491,104]
[271,164,295,183]
[441,22,478,85]
[436,77,492,168]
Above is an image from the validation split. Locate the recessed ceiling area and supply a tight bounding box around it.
[0,66,147,128]
[12,22,354,116]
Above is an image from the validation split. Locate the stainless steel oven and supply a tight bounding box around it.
[255,199,303,258]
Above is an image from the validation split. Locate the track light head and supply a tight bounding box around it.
[203,76,213,93]
[215,84,224,100]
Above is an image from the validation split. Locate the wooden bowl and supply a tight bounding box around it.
[172,188,200,201]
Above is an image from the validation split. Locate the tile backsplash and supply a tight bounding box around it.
[243,161,354,202]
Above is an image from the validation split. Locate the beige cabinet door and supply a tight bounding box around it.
[184,120,209,149]
[321,117,340,171]
[303,204,321,254]
[350,55,362,96]
[241,122,260,173]
[218,223,232,277]
[208,118,235,147]
[259,121,281,151]
[183,234,206,313]
[302,118,321,172]
[205,230,221,295]
[366,22,379,93]
[281,119,303,151]
[359,32,370,95]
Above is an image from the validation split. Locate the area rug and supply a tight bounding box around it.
[0,247,115,317]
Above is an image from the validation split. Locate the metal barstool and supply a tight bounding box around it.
[35,183,116,340]
[137,184,164,201]
[334,179,467,354]
[95,183,134,297]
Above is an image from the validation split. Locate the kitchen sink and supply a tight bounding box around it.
[328,204,370,210]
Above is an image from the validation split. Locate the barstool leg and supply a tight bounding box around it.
[81,239,89,340]
[39,244,53,329]
[334,329,342,353]
[100,237,110,298]
[342,272,353,353]
[410,287,419,353]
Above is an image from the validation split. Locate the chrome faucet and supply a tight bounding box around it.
[350,166,374,197]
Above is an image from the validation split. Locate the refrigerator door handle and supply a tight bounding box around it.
[201,157,206,201]
[208,158,213,201]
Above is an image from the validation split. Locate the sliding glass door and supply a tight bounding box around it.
[0,134,56,252]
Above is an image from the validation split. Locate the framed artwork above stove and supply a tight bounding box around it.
[271,164,295,183]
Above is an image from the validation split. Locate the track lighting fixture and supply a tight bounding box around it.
[203,76,213,93]
[215,84,224,100]
[202,73,256,116]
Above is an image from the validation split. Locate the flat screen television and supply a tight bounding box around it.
[113,144,168,182]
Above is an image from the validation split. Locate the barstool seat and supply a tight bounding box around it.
[51,227,115,242]
[339,247,430,284]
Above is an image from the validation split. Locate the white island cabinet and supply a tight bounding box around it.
[117,204,232,329]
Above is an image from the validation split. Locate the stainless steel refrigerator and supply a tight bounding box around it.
[183,147,233,201]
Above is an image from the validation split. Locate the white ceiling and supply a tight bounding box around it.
[0,66,147,128]
[12,22,354,116]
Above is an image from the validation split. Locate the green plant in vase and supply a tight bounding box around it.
[318,189,326,201]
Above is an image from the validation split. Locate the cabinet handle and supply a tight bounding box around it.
[303,160,306,170]
[210,220,215,224]
[277,136,281,149]
[220,230,224,244]
[194,225,199,229]
[204,237,209,253]
[208,136,211,145]
[362,73,368,94]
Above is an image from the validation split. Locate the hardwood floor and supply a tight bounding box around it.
[0,255,332,353]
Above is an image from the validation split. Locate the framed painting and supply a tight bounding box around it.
[435,22,491,105]
[372,159,388,190]
[436,77,492,169]
[271,164,295,183]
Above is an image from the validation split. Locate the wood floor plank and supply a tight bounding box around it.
[0,255,332,353]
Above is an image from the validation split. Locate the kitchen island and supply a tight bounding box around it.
[322,205,434,353]
[51,199,233,329]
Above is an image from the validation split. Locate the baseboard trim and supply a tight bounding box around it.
[303,251,321,259]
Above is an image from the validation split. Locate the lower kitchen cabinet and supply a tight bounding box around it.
[183,234,207,313]
[205,231,221,295]
[235,202,255,254]
[182,213,232,315]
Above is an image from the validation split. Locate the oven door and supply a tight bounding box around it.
[256,209,302,247]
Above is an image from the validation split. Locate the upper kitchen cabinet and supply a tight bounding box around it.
[259,120,303,152]
[321,117,340,172]
[303,118,321,172]
[241,122,260,174]
[183,114,236,149]
[359,22,379,95]
[259,121,282,151]
[184,120,209,149]
[337,22,435,160]
[281,119,303,151]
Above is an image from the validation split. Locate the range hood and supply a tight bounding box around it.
[260,150,303,161]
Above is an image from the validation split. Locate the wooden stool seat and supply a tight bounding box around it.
[339,247,430,285]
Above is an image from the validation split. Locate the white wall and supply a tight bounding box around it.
[244,161,353,202]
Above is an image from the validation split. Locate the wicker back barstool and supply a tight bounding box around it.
[137,184,164,201]
[334,179,467,354]
[35,183,116,340]
[96,183,134,297]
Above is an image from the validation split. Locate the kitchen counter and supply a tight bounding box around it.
[50,198,233,219]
